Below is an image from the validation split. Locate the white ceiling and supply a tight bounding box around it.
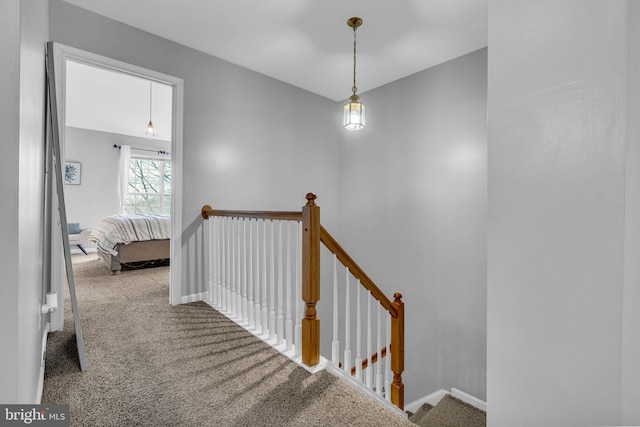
[66,60,173,141]
[61,0,488,101]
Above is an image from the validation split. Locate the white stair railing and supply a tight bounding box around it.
[294,224,302,358]
[260,220,267,335]
[242,219,248,324]
[204,210,303,354]
[355,279,362,382]
[344,267,352,374]
[254,219,262,332]
[201,195,405,411]
[247,218,254,328]
[324,248,393,401]
[285,222,293,351]
[319,224,404,410]
[331,255,340,366]
[385,314,392,402]
[277,222,285,346]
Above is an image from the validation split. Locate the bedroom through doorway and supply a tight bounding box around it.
[48,44,184,332]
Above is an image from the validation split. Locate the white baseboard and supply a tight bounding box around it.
[405,389,449,413]
[451,387,486,412]
[180,291,209,304]
[405,388,486,413]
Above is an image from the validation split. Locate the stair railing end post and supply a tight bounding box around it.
[301,193,320,367]
[391,292,405,410]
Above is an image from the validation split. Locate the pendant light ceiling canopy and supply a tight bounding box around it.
[343,17,365,131]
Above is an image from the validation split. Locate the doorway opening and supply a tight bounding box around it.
[49,43,184,331]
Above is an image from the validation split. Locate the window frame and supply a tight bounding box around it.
[124,155,172,216]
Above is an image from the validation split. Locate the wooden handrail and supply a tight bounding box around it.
[320,226,398,318]
[349,346,387,376]
[201,205,302,221]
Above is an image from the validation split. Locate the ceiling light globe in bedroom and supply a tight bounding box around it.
[343,17,365,131]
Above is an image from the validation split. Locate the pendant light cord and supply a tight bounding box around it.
[149,83,153,122]
[352,28,358,96]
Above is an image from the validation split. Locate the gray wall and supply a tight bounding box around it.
[0,0,49,403]
[623,2,640,423]
[50,0,341,299]
[0,0,21,400]
[488,1,640,425]
[50,1,489,405]
[337,50,488,403]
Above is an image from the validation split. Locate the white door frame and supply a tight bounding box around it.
[49,43,184,329]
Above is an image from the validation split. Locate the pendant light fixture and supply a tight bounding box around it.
[144,82,156,138]
[343,17,365,130]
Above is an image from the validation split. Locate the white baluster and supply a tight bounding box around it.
[355,280,362,382]
[248,219,254,328]
[237,217,242,320]
[254,219,262,332]
[332,254,339,366]
[225,218,230,313]
[285,221,293,351]
[269,220,276,341]
[242,218,248,324]
[233,218,239,318]
[294,222,302,358]
[344,268,351,375]
[221,217,227,312]
[276,221,284,345]
[376,303,383,396]
[207,214,213,304]
[231,218,237,317]
[235,218,241,318]
[228,218,233,313]
[261,219,268,336]
[228,218,233,316]
[366,290,372,388]
[385,314,392,401]
[211,217,217,307]
[216,217,222,308]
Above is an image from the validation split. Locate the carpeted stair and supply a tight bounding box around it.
[408,394,486,427]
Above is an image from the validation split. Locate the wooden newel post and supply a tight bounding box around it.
[391,292,405,410]
[301,192,321,367]
[201,205,212,220]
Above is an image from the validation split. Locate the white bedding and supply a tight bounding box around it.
[89,214,171,256]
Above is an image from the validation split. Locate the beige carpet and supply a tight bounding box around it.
[409,395,486,427]
[42,254,414,427]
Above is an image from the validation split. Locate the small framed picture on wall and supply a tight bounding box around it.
[64,161,81,185]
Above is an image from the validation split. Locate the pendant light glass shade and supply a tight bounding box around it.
[343,94,365,130]
[144,120,156,138]
[343,17,365,130]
